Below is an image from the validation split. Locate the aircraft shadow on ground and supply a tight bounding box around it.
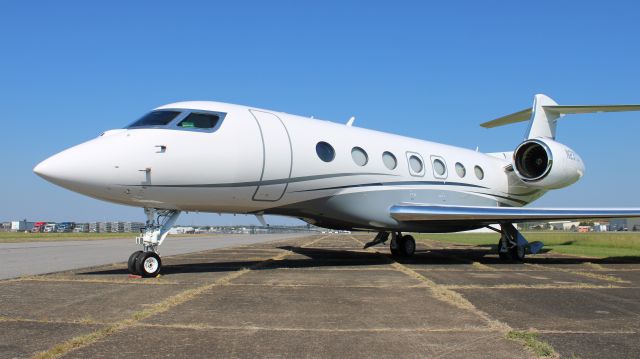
[80,244,640,276]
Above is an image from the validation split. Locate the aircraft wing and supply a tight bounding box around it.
[390,204,640,225]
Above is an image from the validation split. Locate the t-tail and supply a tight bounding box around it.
[481,94,640,140]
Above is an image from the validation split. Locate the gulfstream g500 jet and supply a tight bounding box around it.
[34,94,640,277]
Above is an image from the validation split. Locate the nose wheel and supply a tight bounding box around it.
[127,250,143,275]
[127,208,180,278]
[128,251,163,277]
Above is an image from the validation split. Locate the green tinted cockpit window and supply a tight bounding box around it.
[177,113,220,129]
[127,111,181,128]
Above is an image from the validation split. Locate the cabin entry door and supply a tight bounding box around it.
[249,110,292,201]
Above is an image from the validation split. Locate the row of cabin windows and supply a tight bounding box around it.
[315,141,485,180]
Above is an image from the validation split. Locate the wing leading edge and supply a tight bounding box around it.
[390,204,640,225]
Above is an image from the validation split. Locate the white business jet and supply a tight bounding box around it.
[34,94,640,277]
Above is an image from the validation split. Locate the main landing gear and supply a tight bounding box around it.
[390,232,416,257]
[493,223,544,262]
[363,231,415,257]
[127,208,181,277]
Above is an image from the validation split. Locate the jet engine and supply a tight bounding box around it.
[512,138,584,189]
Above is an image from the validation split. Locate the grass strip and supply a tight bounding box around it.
[506,330,557,358]
[416,232,640,259]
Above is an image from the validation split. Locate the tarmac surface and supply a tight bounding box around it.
[2,233,640,358]
[0,233,309,280]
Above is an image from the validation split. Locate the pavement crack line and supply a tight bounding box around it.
[0,316,109,326]
[349,236,510,333]
[226,283,415,289]
[525,263,628,284]
[130,322,499,333]
[31,235,328,359]
[7,276,180,286]
[0,315,499,334]
[441,284,626,290]
[350,235,564,358]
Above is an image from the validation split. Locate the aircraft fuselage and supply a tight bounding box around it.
[34,101,545,232]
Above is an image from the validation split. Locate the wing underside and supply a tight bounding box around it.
[390,204,640,226]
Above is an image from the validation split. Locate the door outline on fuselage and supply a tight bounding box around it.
[249,109,293,202]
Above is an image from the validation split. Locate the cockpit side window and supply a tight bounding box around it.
[177,113,220,129]
[127,111,181,128]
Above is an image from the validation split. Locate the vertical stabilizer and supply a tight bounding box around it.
[526,94,560,140]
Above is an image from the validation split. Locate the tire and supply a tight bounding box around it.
[498,239,512,261]
[128,250,143,275]
[400,235,416,257]
[511,245,526,262]
[390,237,401,256]
[136,252,162,278]
[498,251,512,261]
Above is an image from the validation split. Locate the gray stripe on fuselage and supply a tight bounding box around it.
[121,172,398,188]
[291,180,488,192]
[474,192,529,205]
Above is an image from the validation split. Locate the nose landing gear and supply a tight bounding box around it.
[127,208,181,277]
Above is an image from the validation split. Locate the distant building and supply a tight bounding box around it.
[592,222,609,232]
[549,221,580,231]
[111,221,125,233]
[577,226,591,233]
[610,218,640,231]
[124,222,145,233]
[10,220,34,232]
[89,222,100,233]
[99,222,112,233]
[168,226,196,235]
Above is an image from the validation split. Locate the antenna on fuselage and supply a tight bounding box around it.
[346,116,355,126]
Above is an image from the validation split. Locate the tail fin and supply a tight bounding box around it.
[480,94,640,140]
[527,94,559,139]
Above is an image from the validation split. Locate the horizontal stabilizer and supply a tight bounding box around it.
[481,94,640,139]
[391,204,640,225]
[480,109,531,128]
[544,105,640,115]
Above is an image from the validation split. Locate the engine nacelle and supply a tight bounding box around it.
[513,138,585,189]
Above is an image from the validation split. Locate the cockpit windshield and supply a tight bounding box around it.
[126,109,225,132]
[127,111,182,128]
[177,113,220,129]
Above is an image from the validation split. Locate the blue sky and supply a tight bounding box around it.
[1,1,639,225]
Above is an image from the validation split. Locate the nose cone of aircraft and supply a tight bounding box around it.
[34,151,77,187]
[33,156,59,182]
[33,144,100,192]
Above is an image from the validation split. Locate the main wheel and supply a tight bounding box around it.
[128,250,143,275]
[498,239,511,261]
[390,237,401,256]
[400,235,416,257]
[136,252,162,278]
[510,245,526,262]
[498,251,512,261]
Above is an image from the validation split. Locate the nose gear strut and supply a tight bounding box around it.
[127,208,181,277]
